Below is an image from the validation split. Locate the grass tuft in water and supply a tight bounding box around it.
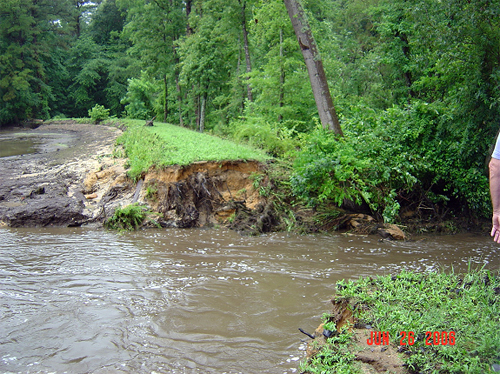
[105,203,147,231]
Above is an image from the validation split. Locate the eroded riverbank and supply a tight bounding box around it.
[0,121,491,239]
[0,122,269,230]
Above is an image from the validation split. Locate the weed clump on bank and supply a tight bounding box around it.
[88,104,110,124]
[301,268,500,374]
[105,203,147,231]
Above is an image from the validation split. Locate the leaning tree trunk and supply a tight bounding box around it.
[283,0,343,136]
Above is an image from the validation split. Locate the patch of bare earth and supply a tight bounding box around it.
[353,329,408,374]
[0,121,122,227]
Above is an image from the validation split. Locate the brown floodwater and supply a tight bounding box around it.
[0,137,39,158]
[0,227,499,373]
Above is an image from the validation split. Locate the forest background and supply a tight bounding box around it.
[1,0,500,225]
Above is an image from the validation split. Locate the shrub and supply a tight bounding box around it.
[88,104,110,124]
[291,101,493,222]
[227,116,299,158]
[121,73,162,120]
[291,122,420,223]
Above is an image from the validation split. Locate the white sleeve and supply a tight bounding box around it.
[493,133,500,160]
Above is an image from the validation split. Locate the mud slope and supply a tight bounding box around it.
[0,122,122,227]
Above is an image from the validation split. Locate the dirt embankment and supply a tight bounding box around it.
[301,298,408,374]
[0,121,408,237]
[83,158,272,232]
[0,121,272,232]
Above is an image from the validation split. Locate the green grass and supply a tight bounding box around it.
[114,119,270,180]
[301,268,500,374]
[104,203,147,231]
[302,330,359,374]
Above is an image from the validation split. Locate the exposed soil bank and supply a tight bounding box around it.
[83,158,270,231]
[0,121,272,231]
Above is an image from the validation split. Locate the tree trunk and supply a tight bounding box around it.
[172,45,184,127]
[199,93,207,133]
[278,27,285,122]
[75,13,81,37]
[186,0,193,36]
[395,31,416,99]
[163,74,168,122]
[175,75,184,126]
[236,35,245,111]
[195,93,200,130]
[283,0,343,136]
[240,0,253,102]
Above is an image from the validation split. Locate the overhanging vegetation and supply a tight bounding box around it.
[114,119,269,180]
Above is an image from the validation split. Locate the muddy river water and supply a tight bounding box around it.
[0,227,499,373]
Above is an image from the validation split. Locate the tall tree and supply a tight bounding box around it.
[178,0,245,131]
[247,0,314,127]
[88,0,125,45]
[66,35,108,115]
[283,0,343,135]
[0,0,69,125]
[73,0,101,37]
[119,0,185,122]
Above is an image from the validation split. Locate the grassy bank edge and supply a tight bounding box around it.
[301,268,500,374]
[111,119,270,180]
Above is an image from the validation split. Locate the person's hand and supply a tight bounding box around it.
[491,212,500,243]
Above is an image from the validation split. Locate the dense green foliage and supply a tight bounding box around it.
[1,0,499,220]
[0,0,134,122]
[301,269,500,373]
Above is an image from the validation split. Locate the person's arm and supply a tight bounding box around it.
[489,157,500,243]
